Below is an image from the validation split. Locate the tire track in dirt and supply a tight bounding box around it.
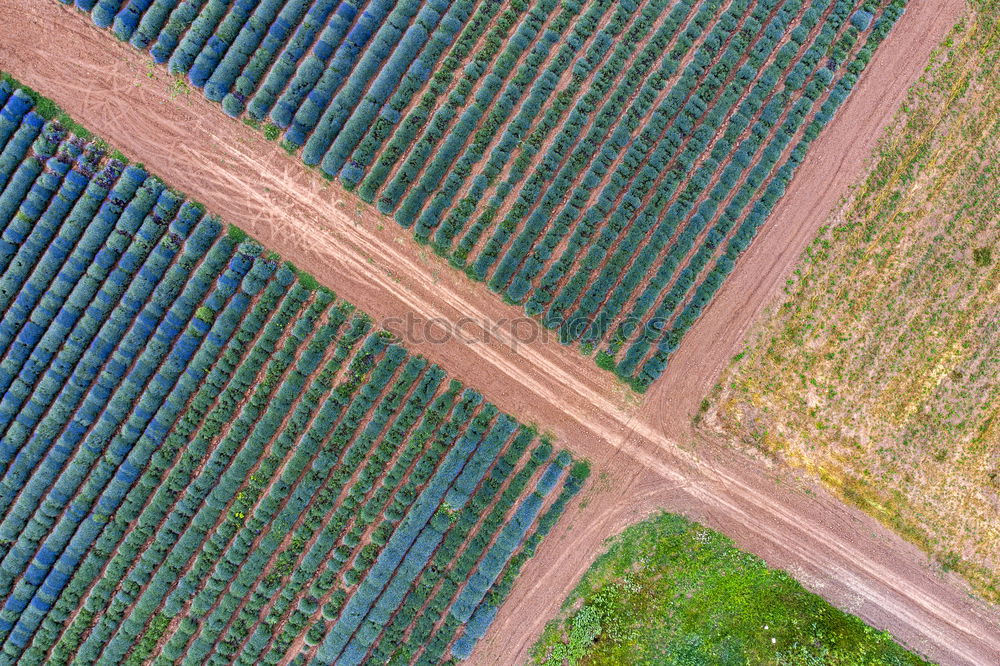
[1,2,998,665]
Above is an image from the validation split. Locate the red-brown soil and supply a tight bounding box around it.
[1,1,997,665]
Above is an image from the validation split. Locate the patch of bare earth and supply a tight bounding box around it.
[1,1,997,665]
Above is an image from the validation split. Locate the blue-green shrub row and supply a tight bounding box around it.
[61,0,904,389]
[544,0,837,351]
[0,84,587,663]
[305,0,450,168]
[246,376,472,664]
[470,0,735,288]
[444,0,706,270]
[529,0,814,332]
[505,0,778,316]
[242,0,343,120]
[365,427,538,663]
[388,0,566,228]
[355,0,505,202]
[371,0,534,215]
[628,0,904,389]
[43,271,309,665]
[291,0,430,153]
[0,172,169,489]
[339,0,478,188]
[203,355,447,664]
[268,0,381,130]
[426,0,641,252]
[602,0,865,383]
[180,326,408,663]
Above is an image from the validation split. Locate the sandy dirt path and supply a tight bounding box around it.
[1,2,998,665]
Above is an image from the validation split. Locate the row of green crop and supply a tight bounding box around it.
[576,0,856,371]
[627,0,904,390]
[388,0,572,227]
[601,0,876,386]
[528,0,820,334]
[443,0,710,270]
[0,78,588,664]
[66,0,910,389]
[38,266,304,665]
[425,0,642,254]
[219,370,462,665]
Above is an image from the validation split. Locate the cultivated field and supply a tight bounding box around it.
[2,0,999,665]
[703,0,1000,604]
[0,81,587,665]
[64,0,908,391]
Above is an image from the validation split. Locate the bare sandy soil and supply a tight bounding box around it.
[1,1,998,665]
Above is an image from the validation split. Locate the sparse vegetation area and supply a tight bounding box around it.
[703,0,999,602]
[531,512,926,665]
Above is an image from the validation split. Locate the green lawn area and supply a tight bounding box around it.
[530,513,927,665]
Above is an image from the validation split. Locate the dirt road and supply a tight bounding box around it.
[1,1,997,664]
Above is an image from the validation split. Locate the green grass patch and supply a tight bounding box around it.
[283,260,320,291]
[531,512,927,665]
[593,351,615,371]
[126,613,170,666]
[972,246,992,266]
[227,225,250,244]
[263,122,281,141]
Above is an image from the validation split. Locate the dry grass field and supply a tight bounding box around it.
[703,0,999,603]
